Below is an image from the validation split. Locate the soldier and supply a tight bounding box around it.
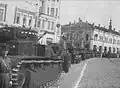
[0,43,11,88]
[45,41,55,58]
[59,35,71,73]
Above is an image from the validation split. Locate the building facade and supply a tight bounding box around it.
[61,18,120,54]
[0,0,61,45]
[61,19,93,50]
[92,19,120,54]
[0,1,37,28]
[36,0,61,45]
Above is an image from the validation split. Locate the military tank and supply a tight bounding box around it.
[0,25,71,88]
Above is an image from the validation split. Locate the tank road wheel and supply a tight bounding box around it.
[17,73,26,87]
[62,52,71,73]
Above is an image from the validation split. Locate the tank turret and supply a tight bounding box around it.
[0,25,70,88]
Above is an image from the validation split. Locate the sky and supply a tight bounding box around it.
[60,0,120,30]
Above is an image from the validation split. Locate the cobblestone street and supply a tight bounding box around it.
[54,58,120,88]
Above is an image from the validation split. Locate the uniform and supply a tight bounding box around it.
[59,36,71,72]
[45,45,54,58]
[0,43,11,88]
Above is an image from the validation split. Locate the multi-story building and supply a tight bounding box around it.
[61,18,93,49]
[0,0,61,45]
[36,0,61,45]
[0,1,37,28]
[92,19,120,54]
[61,18,120,54]
[0,2,7,26]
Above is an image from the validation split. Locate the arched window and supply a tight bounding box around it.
[28,16,32,26]
[109,47,111,52]
[94,34,98,41]
[16,13,20,24]
[104,47,107,53]
[99,46,102,52]
[23,15,27,26]
[113,47,115,53]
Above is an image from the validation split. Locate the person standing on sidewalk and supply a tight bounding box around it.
[107,51,110,59]
[0,43,12,88]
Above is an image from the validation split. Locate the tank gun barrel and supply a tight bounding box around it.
[37,31,47,41]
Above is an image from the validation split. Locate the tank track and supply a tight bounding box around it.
[11,59,63,88]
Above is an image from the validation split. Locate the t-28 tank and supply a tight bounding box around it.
[0,25,71,88]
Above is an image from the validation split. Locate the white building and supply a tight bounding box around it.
[62,18,120,54]
[91,19,120,54]
[0,1,38,29]
[36,0,61,45]
[0,0,61,45]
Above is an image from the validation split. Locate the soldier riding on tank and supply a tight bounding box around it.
[59,35,71,73]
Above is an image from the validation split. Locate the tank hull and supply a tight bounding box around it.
[10,56,63,88]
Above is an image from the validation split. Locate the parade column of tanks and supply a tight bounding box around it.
[0,25,71,88]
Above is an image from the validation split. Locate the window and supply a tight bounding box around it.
[99,36,103,42]
[99,46,102,52]
[47,21,50,29]
[113,47,115,53]
[16,13,20,24]
[51,22,54,30]
[28,16,32,26]
[104,47,107,53]
[109,38,112,43]
[109,47,111,52]
[94,34,98,41]
[51,8,54,16]
[113,39,116,44]
[47,7,49,15]
[41,1,44,13]
[23,15,27,26]
[86,34,89,41]
[0,9,4,21]
[37,19,41,27]
[104,36,108,43]
[93,45,97,52]
[117,48,119,53]
[42,20,45,28]
[42,1,44,6]
[56,8,58,16]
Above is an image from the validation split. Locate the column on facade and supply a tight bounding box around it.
[89,32,94,50]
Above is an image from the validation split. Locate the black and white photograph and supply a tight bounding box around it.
[0,0,120,88]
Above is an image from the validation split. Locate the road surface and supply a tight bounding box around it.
[53,58,120,88]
